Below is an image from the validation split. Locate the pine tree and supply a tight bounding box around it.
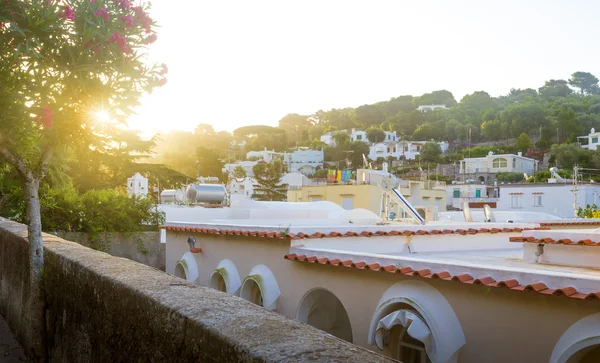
[252,161,287,201]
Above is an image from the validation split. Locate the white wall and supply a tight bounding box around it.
[496,184,600,218]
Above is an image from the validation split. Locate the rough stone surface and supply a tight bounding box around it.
[0,220,394,362]
[0,314,28,362]
[54,231,165,271]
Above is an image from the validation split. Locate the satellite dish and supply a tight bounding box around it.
[462,201,474,222]
[483,204,496,222]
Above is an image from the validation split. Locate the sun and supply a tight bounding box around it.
[96,111,111,123]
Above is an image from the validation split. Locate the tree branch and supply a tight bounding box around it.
[0,142,29,178]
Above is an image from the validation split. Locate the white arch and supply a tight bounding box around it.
[209,259,242,295]
[296,287,353,343]
[174,252,199,283]
[550,312,600,363]
[368,280,465,363]
[240,264,280,311]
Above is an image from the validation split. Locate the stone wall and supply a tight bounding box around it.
[0,219,392,363]
[54,231,165,271]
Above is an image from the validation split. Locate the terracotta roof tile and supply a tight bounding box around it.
[283,254,600,301]
[554,287,577,297]
[353,261,367,269]
[160,225,535,242]
[511,236,600,246]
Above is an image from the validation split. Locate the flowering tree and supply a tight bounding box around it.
[0,1,164,349]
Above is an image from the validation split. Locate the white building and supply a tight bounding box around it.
[459,152,538,177]
[350,128,368,143]
[579,128,600,150]
[446,183,498,209]
[162,199,600,362]
[496,183,600,218]
[280,172,310,189]
[368,141,449,161]
[283,148,324,175]
[223,161,258,178]
[127,172,148,198]
[246,148,281,162]
[227,177,257,200]
[417,104,447,112]
[383,131,398,142]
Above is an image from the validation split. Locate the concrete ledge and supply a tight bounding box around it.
[0,220,393,362]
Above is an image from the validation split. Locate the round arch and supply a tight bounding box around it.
[209,259,242,295]
[550,312,600,363]
[174,252,199,283]
[368,280,465,363]
[296,288,353,343]
[240,264,280,311]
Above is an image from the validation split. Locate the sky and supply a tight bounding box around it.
[127,0,600,136]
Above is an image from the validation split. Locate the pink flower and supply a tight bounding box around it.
[113,0,131,10]
[94,8,109,21]
[143,33,157,45]
[159,63,168,75]
[157,78,167,87]
[61,5,75,21]
[90,0,96,3]
[133,6,152,33]
[37,106,53,129]
[120,15,133,27]
[110,32,130,53]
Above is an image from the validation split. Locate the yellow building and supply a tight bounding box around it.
[287,179,446,219]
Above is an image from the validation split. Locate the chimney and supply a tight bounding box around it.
[518,152,522,157]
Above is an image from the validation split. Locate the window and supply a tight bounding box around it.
[512,158,516,169]
[511,195,523,209]
[593,137,599,144]
[453,189,460,198]
[398,329,431,363]
[492,158,507,168]
[475,190,481,198]
[534,195,543,207]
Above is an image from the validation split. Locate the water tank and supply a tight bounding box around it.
[160,189,178,203]
[186,184,227,203]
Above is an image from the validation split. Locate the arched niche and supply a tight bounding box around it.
[174,252,199,283]
[209,259,242,295]
[368,280,465,363]
[296,288,353,343]
[240,264,280,311]
[550,312,600,363]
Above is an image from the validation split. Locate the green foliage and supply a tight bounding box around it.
[196,147,224,179]
[419,142,442,163]
[515,133,531,152]
[252,162,287,201]
[366,127,386,143]
[232,165,246,179]
[413,124,442,140]
[577,204,600,219]
[569,72,600,95]
[550,143,600,170]
[496,172,525,183]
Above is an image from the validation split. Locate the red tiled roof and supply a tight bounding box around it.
[540,221,600,226]
[159,225,548,239]
[509,236,600,246]
[284,253,600,301]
